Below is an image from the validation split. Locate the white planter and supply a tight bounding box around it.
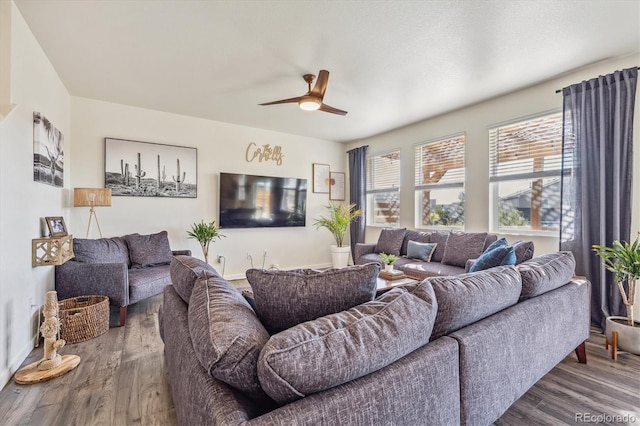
[606,316,640,355]
[384,264,394,273]
[330,245,351,268]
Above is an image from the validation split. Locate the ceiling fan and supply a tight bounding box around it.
[259,70,348,116]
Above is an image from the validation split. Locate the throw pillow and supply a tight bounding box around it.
[401,230,431,256]
[246,263,380,333]
[257,280,438,404]
[73,236,130,265]
[468,244,516,272]
[483,237,508,253]
[170,255,218,303]
[517,251,575,301]
[428,232,450,262]
[188,274,270,399]
[124,231,173,268]
[375,228,406,256]
[441,232,488,267]
[512,240,535,264]
[407,240,437,262]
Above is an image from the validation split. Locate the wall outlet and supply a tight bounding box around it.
[28,297,33,311]
[216,255,223,263]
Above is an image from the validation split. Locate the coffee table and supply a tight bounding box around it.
[376,275,421,295]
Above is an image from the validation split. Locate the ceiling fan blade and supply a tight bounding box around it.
[259,96,302,106]
[310,70,329,98]
[319,103,348,116]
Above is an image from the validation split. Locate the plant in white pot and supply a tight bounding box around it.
[379,252,399,273]
[187,220,225,264]
[314,203,361,268]
[593,237,639,356]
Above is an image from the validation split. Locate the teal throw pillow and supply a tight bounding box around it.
[469,242,516,272]
[407,241,437,262]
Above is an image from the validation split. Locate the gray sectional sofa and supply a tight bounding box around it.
[159,251,589,425]
[355,229,534,279]
[55,231,190,326]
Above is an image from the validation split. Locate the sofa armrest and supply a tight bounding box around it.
[172,250,192,256]
[465,258,476,273]
[55,261,129,307]
[354,243,377,261]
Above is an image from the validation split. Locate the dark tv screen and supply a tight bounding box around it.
[219,172,307,228]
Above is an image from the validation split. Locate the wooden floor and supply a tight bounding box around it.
[0,293,638,426]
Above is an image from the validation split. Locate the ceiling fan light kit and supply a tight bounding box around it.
[260,70,348,116]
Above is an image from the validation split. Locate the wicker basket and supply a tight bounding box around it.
[58,295,110,343]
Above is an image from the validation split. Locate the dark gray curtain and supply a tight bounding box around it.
[348,145,368,259]
[560,67,638,330]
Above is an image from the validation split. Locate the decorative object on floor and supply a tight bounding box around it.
[312,163,330,193]
[329,171,345,201]
[58,295,110,343]
[73,188,111,238]
[259,70,348,115]
[33,112,64,187]
[104,137,197,198]
[379,252,399,273]
[44,216,67,237]
[314,203,361,268]
[593,237,640,357]
[32,234,73,267]
[14,291,80,385]
[186,220,225,264]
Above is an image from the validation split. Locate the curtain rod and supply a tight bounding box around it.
[555,66,640,93]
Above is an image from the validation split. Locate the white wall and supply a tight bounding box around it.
[0,1,71,387]
[70,97,346,279]
[348,55,640,256]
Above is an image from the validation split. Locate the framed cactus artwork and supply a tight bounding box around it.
[104,137,197,198]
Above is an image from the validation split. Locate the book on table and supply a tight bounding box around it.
[379,269,406,280]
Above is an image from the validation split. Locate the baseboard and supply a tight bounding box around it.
[0,335,38,390]
[221,262,334,281]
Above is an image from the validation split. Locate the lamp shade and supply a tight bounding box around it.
[73,188,112,207]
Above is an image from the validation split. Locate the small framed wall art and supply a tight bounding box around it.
[45,216,68,237]
[330,172,345,201]
[312,163,330,193]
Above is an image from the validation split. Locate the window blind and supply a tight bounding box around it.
[366,151,400,193]
[414,135,465,189]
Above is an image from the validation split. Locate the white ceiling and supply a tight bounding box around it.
[14,0,640,143]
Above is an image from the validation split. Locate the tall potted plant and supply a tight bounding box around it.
[593,236,640,355]
[314,203,361,268]
[187,220,225,264]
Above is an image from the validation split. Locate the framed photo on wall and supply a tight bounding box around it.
[33,112,64,188]
[45,216,67,237]
[330,172,345,201]
[104,137,197,198]
[312,163,330,193]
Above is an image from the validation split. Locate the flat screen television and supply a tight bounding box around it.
[219,172,307,228]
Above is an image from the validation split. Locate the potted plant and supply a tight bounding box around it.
[593,236,640,355]
[379,252,399,273]
[187,220,225,264]
[314,203,361,268]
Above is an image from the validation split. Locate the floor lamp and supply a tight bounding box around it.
[73,188,112,238]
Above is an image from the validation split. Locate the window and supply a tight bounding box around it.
[489,111,566,233]
[366,150,400,226]
[414,134,465,228]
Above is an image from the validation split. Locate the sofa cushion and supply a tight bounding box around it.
[73,236,130,265]
[441,232,488,267]
[124,231,173,268]
[407,241,437,262]
[257,281,438,404]
[429,266,522,339]
[246,264,380,333]
[170,255,219,303]
[188,274,270,399]
[513,240,535,264]
[517,251,575,301]
[375,228,406,256]
[428,232,450,262]
[401,230,431,256]
[128,264,173,304]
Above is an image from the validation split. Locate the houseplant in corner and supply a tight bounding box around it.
[593,236,640,355]
[314,203,361,268]
[379,252,399,273]
[187,220,225,264]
